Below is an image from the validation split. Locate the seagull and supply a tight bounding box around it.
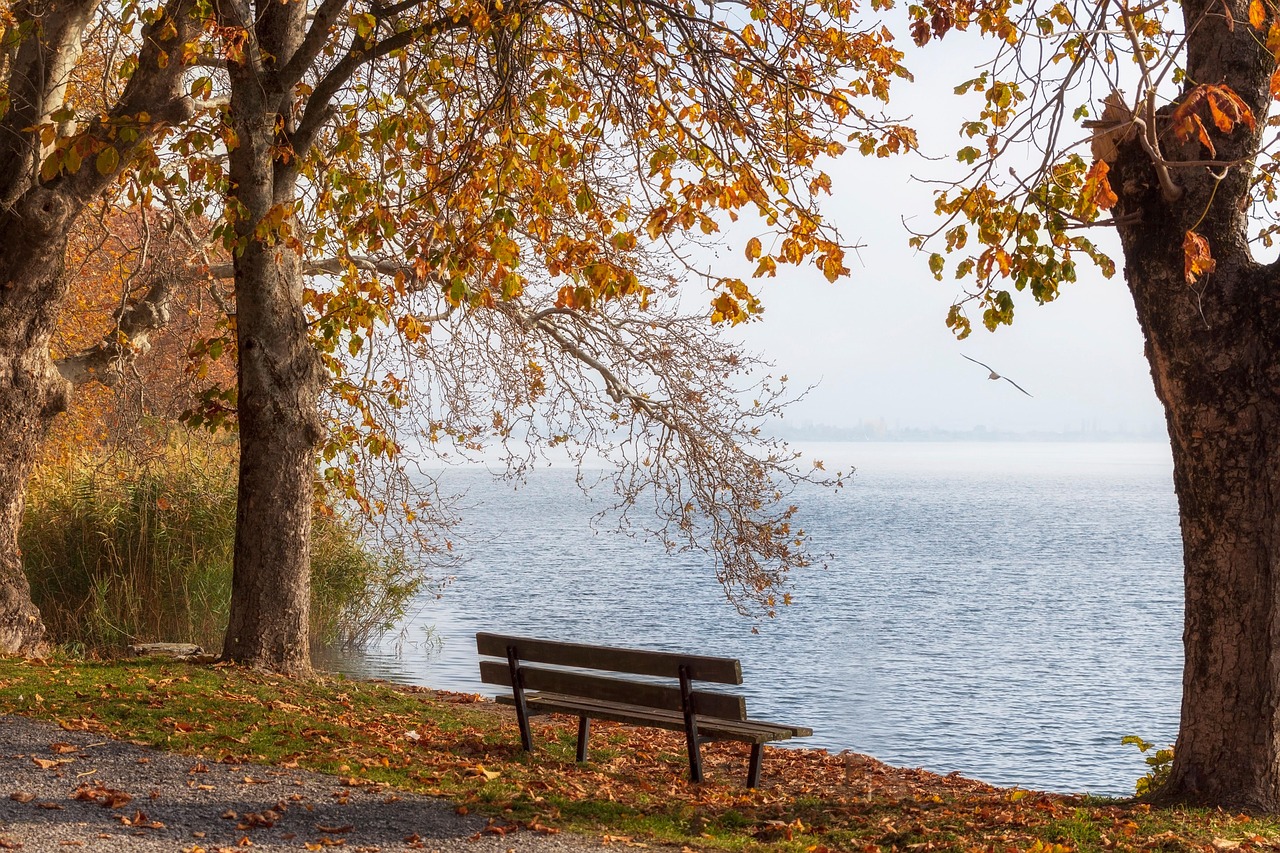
[962,354,1033,397]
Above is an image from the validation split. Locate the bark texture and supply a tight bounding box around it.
[218,0,324,676]
[1109,0,1280,811]
[0,0,193,656]
[0,192,77,656]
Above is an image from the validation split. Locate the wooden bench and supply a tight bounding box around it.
[476,632,812,787]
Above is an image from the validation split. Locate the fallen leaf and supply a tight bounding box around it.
[119,810,164,829]
[9,792,34,804]
[71,784,131,808]
[48,743,78,755]
[316,824,353,834]
[237,810,279,829]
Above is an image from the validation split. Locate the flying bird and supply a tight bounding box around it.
[962,354,1033,397]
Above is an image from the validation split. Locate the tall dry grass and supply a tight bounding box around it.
[20,437,426,654]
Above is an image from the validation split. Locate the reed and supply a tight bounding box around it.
[20,436,424,654]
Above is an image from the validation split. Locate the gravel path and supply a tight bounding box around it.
[0,715,628,853]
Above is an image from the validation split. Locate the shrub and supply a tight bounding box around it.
[1122,735,1175,797]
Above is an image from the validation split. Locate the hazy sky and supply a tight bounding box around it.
[716,35,1169,437]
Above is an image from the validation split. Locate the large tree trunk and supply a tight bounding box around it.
[0,191,78,656]
[0,0,194,658]
[218,0,323,676]
[1110,0,1280,810]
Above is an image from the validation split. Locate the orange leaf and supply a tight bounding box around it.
[1184,230,1217,283]
[1082,160,1119,211]
[1251,0,1267,29]
[1193,115,1217,157]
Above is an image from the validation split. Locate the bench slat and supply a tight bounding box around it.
[496,693,806,744]
[479,660,747,720]
[477,633,742,684]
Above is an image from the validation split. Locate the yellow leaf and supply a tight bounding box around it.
[94,145,120,175]
[745,236,762,260]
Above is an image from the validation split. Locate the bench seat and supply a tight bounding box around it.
[496,691,813,743]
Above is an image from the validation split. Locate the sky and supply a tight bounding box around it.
[713,34,1170,438]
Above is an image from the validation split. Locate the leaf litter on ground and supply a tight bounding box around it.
[0,657,1274,852]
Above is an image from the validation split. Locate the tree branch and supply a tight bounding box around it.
[290,12,473,157]
[55,276,175,387]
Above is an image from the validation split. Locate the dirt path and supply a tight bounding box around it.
[0,715,624,852]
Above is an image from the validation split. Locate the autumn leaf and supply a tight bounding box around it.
[1171,84,1256,156]
[1184,230,1217,283]
[72,783,132,808]
[1251,0,1267,29]
[95,145,120,176]
[1081,161,1119,211]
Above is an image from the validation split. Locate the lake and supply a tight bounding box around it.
[323,441,1183,797]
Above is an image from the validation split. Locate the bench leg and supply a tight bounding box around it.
[685,731,704,783]
[678,664,704,783]
[746,743,763,788]
[514,706,534,752]
[506,647,534,752]
[576,716,590,762]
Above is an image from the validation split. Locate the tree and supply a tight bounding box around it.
[908,0,1280,810]
[1,0,915,671]
[0,0,201,653]
[185,0,915,674]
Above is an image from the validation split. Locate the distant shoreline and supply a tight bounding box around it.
[770,423,1170,443]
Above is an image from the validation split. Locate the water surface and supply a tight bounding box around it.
[326,441,1183,796]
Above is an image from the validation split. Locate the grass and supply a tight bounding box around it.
[0,657,1277,852]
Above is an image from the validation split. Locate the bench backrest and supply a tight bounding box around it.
[476,632,749,721]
